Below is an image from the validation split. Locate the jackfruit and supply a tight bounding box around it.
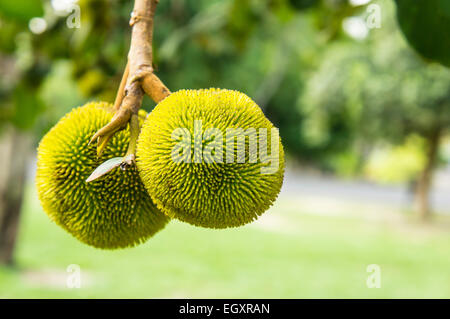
[36,101,169,249]
[136,89,284,228]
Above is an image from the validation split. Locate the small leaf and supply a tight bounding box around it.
[86,157,123,183]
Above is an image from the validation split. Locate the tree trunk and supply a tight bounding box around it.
[0,126,31,266]
[414,128,442,221]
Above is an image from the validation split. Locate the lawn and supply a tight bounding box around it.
[1,185,450,298]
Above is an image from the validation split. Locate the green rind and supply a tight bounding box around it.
[36,102,169,249]
[136,89,285,229]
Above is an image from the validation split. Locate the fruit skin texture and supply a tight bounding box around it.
[136,88,285,229]
[36,102,169,249]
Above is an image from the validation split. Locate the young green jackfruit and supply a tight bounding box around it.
[36,102,169,249]
[136,89,285,228]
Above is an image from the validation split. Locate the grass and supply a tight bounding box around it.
[1,185,450,298]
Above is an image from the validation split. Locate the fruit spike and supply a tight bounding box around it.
[36,102,169,249]
[136,89,285,228]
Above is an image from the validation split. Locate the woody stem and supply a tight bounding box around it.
[90,0,170,159]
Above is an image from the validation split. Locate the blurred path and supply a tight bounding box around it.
[280,167,450,214]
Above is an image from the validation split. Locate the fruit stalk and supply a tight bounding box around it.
[113,61,129,112]
[90,0,170,160]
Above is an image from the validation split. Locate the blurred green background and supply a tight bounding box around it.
[1,0,450,298]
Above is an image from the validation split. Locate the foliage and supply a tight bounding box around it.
[364,135,427,184]
[395,0,450,67]
[303,0,450,176]
[0,0,361,162]
[0,0,43,23]
[1,0,448,174]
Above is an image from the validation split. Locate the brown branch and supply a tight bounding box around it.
[113,61,129,112]
[142,73,171,103]
[89,0,171,165]
[128,0,156,86]
[125,0,170,104]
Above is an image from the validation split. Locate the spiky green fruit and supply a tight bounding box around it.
[36,102,169,249]
[136,89,285,228]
